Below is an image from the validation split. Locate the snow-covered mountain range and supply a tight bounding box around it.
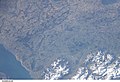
[44,51,120,80]
[71,51,120,80]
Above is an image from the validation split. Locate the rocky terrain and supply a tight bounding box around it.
[0,0,120,79]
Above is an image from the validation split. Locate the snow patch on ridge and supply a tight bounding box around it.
[44,58,70,80]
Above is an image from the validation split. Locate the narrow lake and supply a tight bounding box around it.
[0,44,31,79]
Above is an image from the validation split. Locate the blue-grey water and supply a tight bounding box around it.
[101,0,117,5]
[0,44,31,79]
